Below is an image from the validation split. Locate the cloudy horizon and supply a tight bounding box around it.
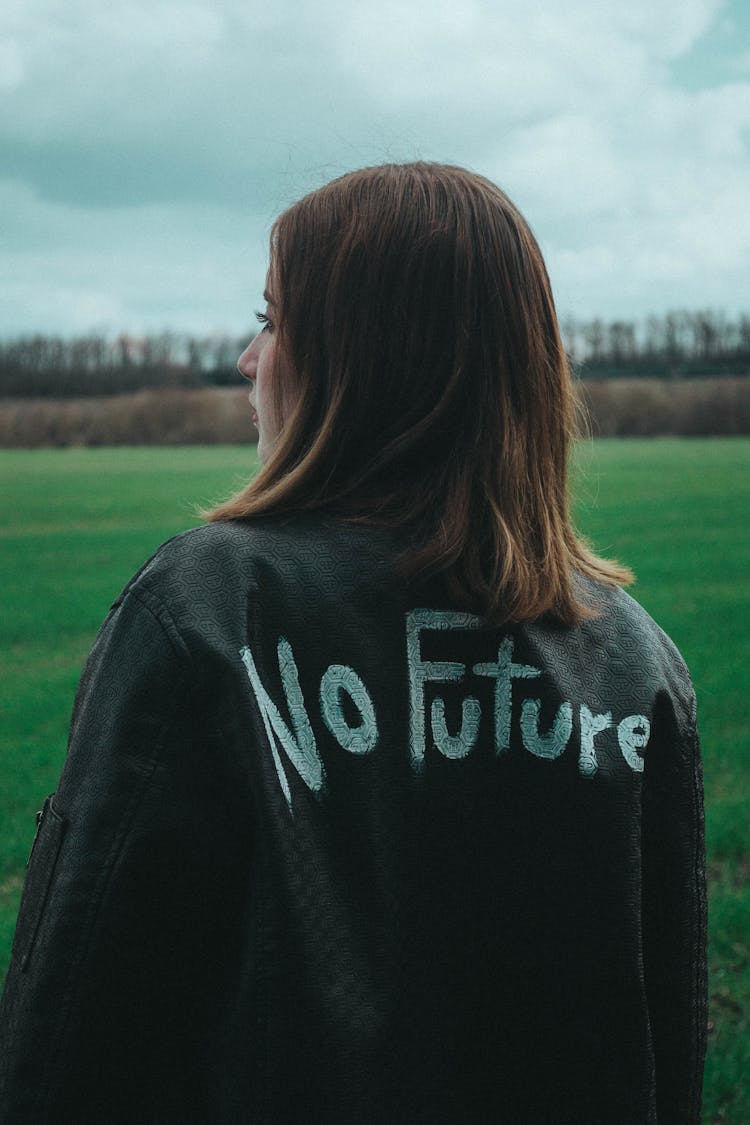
[2,0,749,339]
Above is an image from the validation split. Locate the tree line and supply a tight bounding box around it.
[0,331,249,397]
[1,310,748,398]
[562,309,750,378]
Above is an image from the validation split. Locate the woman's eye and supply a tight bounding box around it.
[255,310,273,333]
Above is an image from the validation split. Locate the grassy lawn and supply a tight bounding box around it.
[1,439,748,1121]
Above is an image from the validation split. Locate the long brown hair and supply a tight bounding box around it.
[209,162,631,624]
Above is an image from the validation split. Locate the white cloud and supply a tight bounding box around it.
[0,179,271,336]
[494,114,628,219]
[0,39,25,88]
[0,0,747,333]
[613,0,722,58]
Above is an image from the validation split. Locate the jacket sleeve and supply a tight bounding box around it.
[0,584,242,1124]
[641,680,708,1124]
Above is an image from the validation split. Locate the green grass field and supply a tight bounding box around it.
[1,440,748,1121]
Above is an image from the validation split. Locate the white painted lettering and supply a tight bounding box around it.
[240,613,655,809]
[473,637,541,755]
[431,695,482,759]
[579,705,612,777]
[617,714,650,772]
[406,609,484,771]
[520,698,574,760]
[240,639,325,809]
[320,664,378,755]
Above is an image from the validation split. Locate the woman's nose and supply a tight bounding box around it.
[237,338,258,381]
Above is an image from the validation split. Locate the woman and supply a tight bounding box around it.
[0,163,706,1123]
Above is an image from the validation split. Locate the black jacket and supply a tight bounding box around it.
[0,518,707,1124]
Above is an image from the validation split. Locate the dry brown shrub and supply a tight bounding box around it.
[0,388,256,448]
[0,380,748,448]
[577,377,750,437]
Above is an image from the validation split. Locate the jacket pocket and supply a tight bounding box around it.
[11,794,67,972]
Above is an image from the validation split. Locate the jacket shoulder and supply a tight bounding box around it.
[130,518,395,584]
[576,576,696,722]
[118,520,295,600]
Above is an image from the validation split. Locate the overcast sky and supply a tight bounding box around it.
[2,0,748,338]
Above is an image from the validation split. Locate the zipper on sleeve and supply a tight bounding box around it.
[27,793,54,866]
